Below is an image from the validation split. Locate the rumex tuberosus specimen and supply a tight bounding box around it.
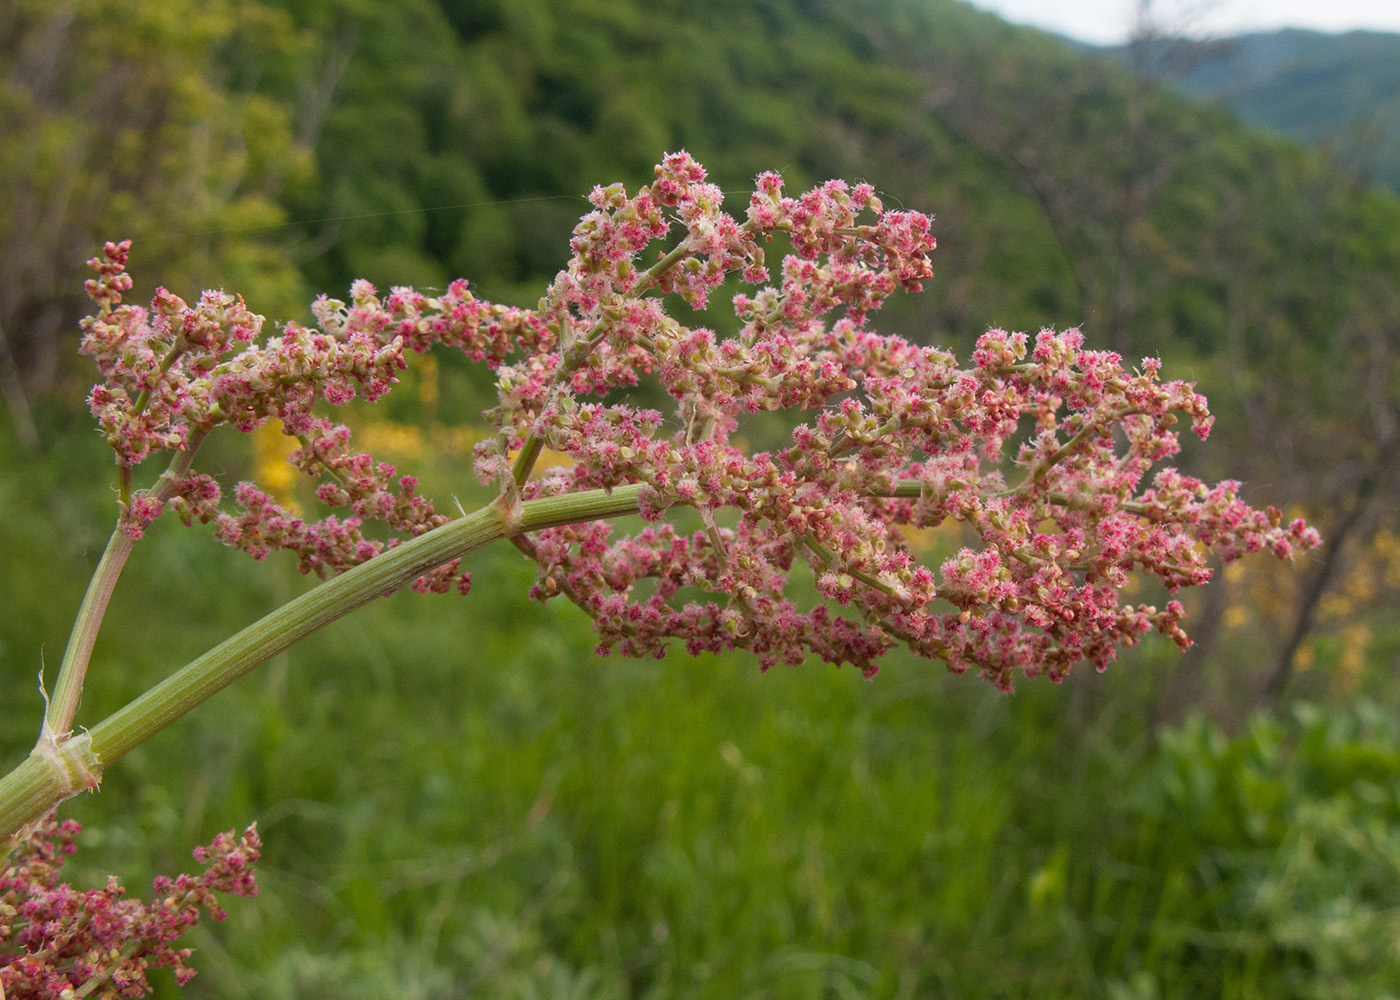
[1,152,1317,991]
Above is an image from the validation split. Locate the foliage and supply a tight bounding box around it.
[0,402,1377,999]
[4,0,1397,991]
[6,509,1391,997]
[1135,28,1400,195]
[1093,701,1400,998]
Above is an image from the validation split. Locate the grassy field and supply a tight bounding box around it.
[4,418,1399,999]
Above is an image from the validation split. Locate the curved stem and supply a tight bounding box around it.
[633,239,695,294]
[1,484,645,842]
[88,483,644,767]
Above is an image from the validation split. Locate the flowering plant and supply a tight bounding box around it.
[1,152,1316,988]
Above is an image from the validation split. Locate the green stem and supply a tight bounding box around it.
[297,431,350,487]
[1,484,645,842]
[3,477,936,841]
[43,436,208,742]
[42,529,137,743]
[130,341,186,418]
[633,239,695,294]
[511,435,545,488]
[798,532,911,604]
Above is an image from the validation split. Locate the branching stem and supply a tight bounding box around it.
[2,483,646,842]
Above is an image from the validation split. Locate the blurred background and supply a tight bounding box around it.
[3,0,1400,995]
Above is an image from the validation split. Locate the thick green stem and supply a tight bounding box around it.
[1,484,644,842]
[4,477,932,841]
[0,737,101,849]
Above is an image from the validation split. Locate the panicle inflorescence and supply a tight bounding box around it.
[1,815,260,997]
[81,151,1318,687]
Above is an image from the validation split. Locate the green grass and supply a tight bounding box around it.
[4,423,1400,999]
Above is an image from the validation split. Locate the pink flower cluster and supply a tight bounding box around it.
[1,815,260,997]
[473,153,1314,687]
[522,316,1319,686]
[80,243,468,593]
[81,151,1319,686]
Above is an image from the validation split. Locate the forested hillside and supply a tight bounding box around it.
[1123,29,1400,195]
[4,2,1400,994]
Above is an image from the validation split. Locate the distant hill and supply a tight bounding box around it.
[1106,29,1400,193]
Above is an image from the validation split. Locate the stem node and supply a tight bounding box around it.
[31,729,103,798]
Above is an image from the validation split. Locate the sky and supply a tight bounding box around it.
[964,0,1400,45]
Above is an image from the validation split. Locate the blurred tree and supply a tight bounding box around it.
[0,0,311,450]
